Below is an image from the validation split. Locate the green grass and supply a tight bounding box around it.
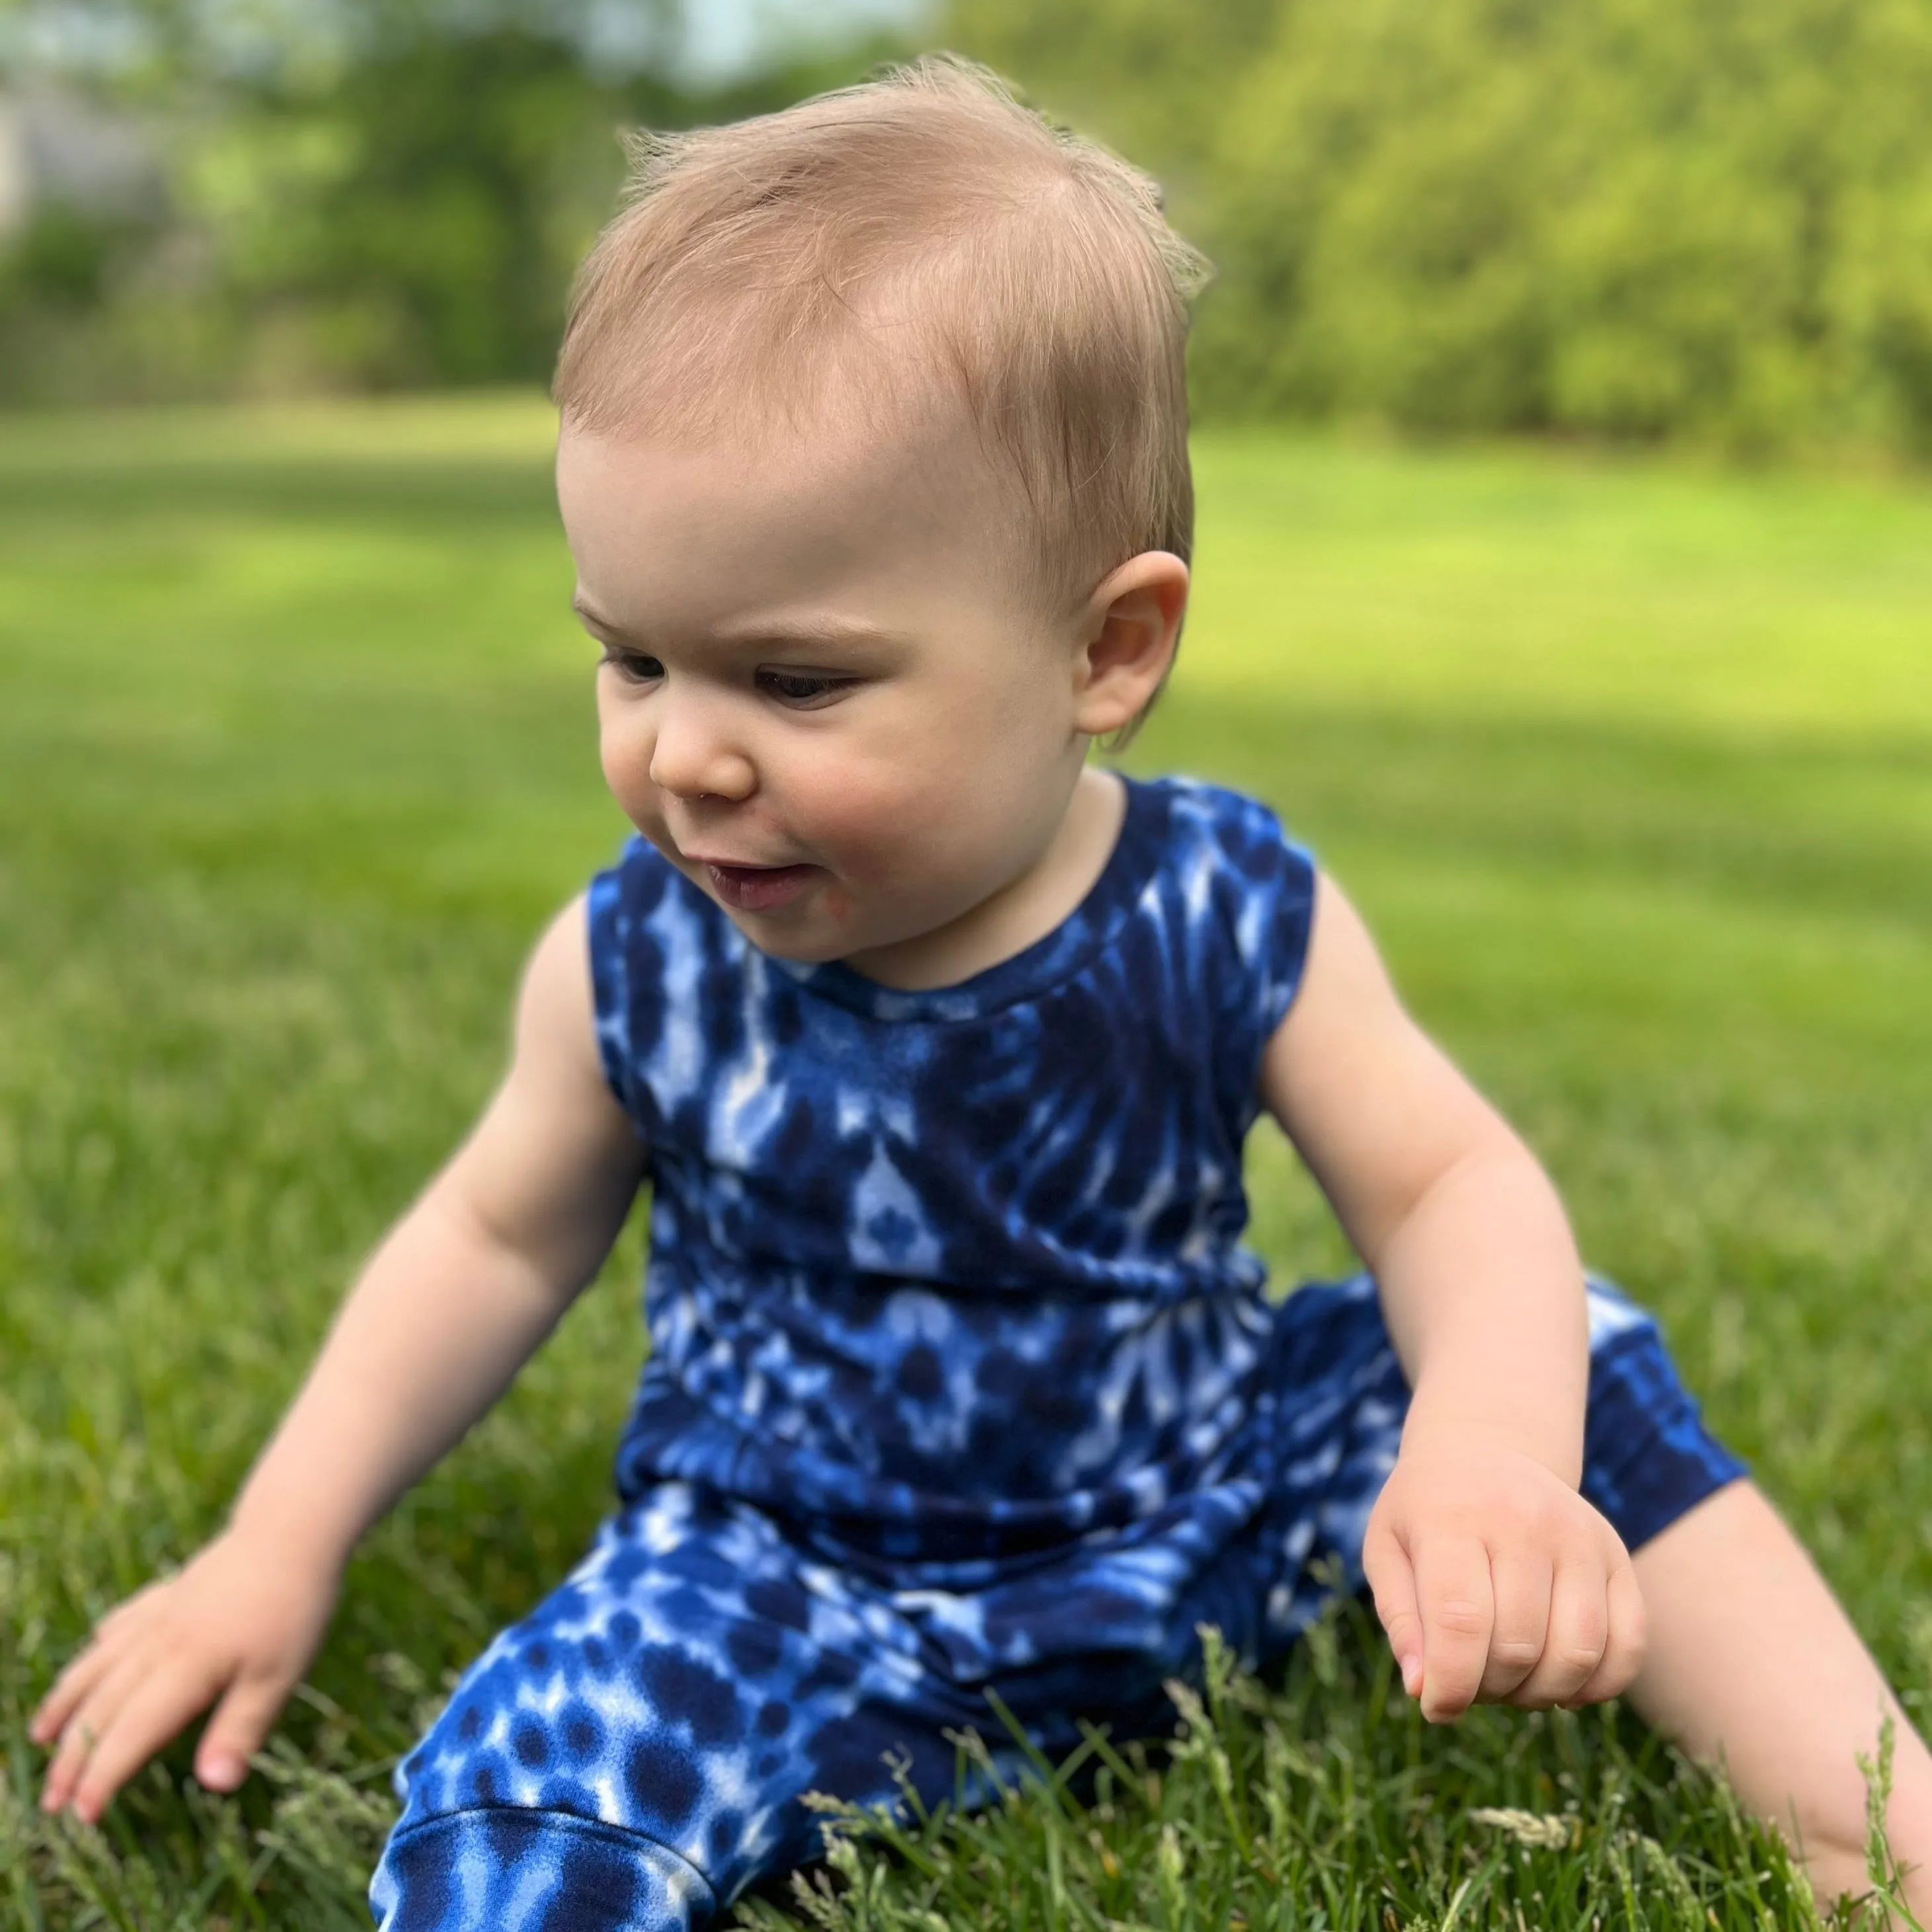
[1,396,1929,1929]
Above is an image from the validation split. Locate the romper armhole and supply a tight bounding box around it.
[584,833,689,1145]
[585,863,631,1110]
[1173,781,1319,1132]
[1247,803,1319,1044]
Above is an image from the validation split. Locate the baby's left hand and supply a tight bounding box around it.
[1362,1431,1646,1722]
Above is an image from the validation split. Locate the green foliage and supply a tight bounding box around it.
[0,3,907,403]
[17,0,1932,454]
[0,206,137,307]
[187,28,638,390]
[2,399,1931,1923]
[0,194,188,405]
[955,0,1932,457]
[930,0,1278,179]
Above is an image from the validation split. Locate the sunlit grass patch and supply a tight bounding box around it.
[2,397,1929,1927]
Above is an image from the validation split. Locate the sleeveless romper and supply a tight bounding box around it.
[370,775,1742,1932]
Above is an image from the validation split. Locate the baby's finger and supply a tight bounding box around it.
[1564,1555,1647,1708]
[195,1668,294,1792]
[68,1656,223,1824]
[1479,1549,1553,1703]
[40,1643,156,1812]
[1508,1559,1607,1709]
[30,1636,125,1746]
[34,1588,175,1742]
[1362,1517,1424,1696]
[1413,1537,1494,1722]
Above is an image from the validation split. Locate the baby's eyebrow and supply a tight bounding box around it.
[568,596,903,660]
[570,595,624,633]
[707,614,903,657]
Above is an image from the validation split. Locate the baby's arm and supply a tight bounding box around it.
[31,894,644,1822]
[1260,872,1643,1722]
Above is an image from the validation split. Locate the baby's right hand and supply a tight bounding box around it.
[30,1527,340,1822]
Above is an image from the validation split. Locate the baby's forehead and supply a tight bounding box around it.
[559,374,1007,530]
[557,401,1048,631]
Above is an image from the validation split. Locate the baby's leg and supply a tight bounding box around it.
[1272,1275,1928,1921]
[369,1483,1001,1932]
[1629,1479,1932,1922]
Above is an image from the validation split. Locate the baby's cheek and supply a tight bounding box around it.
[798,768,947,882]
[598,722,654,828]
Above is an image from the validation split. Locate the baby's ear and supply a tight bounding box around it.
[1073,551,1189,739]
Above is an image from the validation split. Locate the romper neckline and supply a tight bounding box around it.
[774,774,1169,1024]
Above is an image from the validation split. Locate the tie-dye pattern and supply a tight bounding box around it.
[369,777,1744,1931]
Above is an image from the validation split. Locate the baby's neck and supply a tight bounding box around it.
[838,766,1128,992]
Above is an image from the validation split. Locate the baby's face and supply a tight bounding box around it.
[557,409,1093,977]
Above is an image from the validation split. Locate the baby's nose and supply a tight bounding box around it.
[647,707,756,803]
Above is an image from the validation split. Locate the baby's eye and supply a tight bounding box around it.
[601,646,663,685]
[757,669,853,708]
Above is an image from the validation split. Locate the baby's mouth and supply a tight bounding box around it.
[703,860,817,913]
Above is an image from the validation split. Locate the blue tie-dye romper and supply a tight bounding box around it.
[369,775,1744,1932]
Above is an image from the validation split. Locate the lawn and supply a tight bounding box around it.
[2,397,1929,1929]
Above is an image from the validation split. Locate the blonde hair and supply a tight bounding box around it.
[554,55,1210,631]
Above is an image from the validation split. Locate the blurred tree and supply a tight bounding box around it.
[954,0,1932,457]
[0,0,909,401]
[9,0,1932,457]
[939,0,1275,182]
[190,22,656,389]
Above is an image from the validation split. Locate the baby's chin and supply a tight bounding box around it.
[722,902,963,987]
[721,916,853,965]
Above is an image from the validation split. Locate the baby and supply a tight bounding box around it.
[30,56,1932,1930]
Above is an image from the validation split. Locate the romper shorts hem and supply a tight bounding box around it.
[1574,1282,1748,1553]
[372,1805,715,1932]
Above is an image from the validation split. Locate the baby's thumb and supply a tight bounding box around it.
[1362,1520,1424,1699]
[195,1670,290,1792]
